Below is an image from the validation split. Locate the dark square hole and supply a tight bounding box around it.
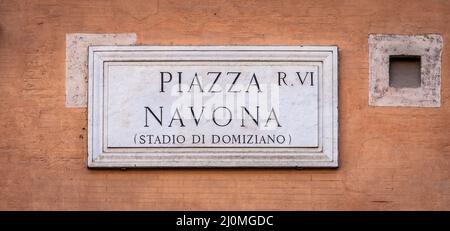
[389,55,421,88]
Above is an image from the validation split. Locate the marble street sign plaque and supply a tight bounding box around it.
[88,46,338,168]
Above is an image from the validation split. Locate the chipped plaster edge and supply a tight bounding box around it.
[65,33,137,108]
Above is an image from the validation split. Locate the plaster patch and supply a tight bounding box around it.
[65,33,137,108]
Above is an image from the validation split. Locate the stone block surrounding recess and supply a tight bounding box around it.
[368,34,443,107]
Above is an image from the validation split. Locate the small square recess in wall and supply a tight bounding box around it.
[368,34,443,107]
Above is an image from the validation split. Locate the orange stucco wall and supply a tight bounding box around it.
[0,0,449,210]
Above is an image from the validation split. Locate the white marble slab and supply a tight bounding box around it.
[88,46,338,168]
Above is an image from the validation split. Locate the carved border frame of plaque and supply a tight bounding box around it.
[88,46,338,168]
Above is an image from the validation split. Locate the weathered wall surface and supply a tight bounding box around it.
[0,0,449,210]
